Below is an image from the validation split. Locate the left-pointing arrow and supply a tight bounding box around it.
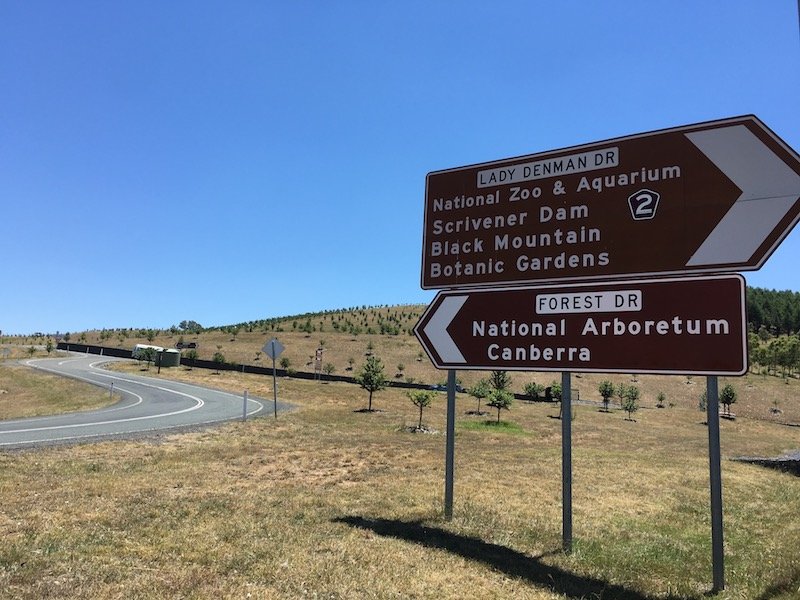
[423,296,468,364]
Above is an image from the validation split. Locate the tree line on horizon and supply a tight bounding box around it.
[5,288,800,341]
[747,287,800,336]
[115,288,800,339]
[163,288,800,339]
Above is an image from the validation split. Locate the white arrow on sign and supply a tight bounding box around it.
[420,295,468,364]
[686,125,800,266]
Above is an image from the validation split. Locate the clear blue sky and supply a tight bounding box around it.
[2,1,799,335]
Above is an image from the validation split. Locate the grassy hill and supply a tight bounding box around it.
[77,304,434,381]
[29,303,800,426]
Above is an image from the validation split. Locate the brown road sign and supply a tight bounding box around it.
[414,275,747,375]
[421,115,800,289]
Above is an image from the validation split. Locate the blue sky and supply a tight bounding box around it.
[2,1,799,335]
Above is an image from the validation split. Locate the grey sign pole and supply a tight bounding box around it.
[272,354,278,419]
[706,375,725,592]
[262,338,284,420]
[562,371,573,553]
[243,390,248,422]
[444,369,456,520]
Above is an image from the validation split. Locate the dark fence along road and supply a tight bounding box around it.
[55,343,565,401]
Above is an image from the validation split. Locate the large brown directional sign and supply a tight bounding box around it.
[414,275,747,375]
[421,115,800,289]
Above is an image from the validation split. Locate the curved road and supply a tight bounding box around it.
[1,355,287,449]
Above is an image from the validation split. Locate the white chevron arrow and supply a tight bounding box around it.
[685,124,800,266]
[423,295,468,364]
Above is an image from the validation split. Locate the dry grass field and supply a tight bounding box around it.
[1,351,799,599]
[0,352,113,419]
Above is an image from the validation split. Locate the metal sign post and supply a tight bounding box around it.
[706,376,725,592]
[272,357,278,419]
[262,338,285,420]
[561,371,572,553]
[444,369,456,520]
[315,348,323,382]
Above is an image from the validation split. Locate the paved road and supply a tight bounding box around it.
[1,355,286,449]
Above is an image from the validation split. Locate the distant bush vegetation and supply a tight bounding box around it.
[747,287,800,336]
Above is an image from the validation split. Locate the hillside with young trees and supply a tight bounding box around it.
[746,288,800,381]
[7,289,800,384]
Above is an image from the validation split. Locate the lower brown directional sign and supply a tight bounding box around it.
[414,275,747,375]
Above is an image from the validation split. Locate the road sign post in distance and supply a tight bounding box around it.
[262,338,284,418]
[414,274,747,375]
[421,115,800,289]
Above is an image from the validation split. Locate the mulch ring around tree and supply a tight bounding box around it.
[404,425,438,434]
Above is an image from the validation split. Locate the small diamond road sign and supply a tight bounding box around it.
[262,338,284,361]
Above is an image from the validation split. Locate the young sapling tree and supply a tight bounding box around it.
[598,380,615,412]
[468,379,491,415]
[622,385,640,421]
[487,389,513,424]
[408,390,434,430]
[524,382,544,401]
[720,384,737,416]
[356,355,388,411]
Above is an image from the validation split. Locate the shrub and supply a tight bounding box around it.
[183,349,198,370]
[408,390,434,429]
[468,379,492,414]
[615,382,630,407]
[598,380,615,411]
[622,385,640,421]
[490,370,512,391]
[720,384,737,416]
[356,356,387,411]
[487,389,513,423]
[524,382,544,400]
